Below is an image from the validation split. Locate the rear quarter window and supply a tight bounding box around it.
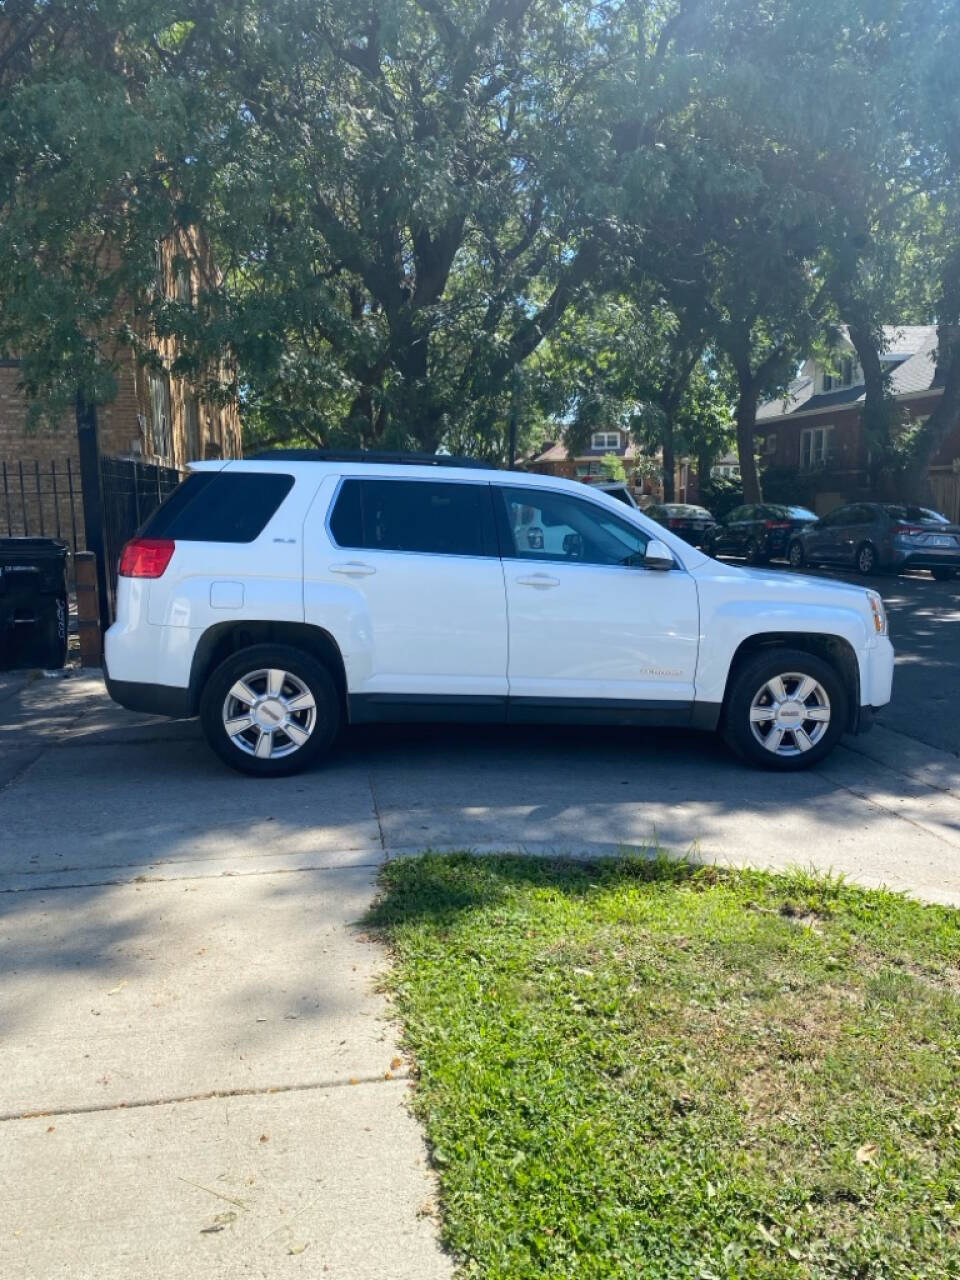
[140,472,294,542]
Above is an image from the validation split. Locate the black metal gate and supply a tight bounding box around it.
[1,454,182,597]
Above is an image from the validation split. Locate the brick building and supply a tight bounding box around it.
[1,230,241,542]
[525,428,702,503]
[755,326,960,520]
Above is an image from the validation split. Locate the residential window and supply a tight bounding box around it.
[764,433,777,455]
[147,369,173,460]
[591,431,621,450]
[822,356,858,392]
[799,425,833,470]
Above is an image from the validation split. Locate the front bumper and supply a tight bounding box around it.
[858,636,894,728]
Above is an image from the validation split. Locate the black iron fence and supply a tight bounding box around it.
[1,457,83,551]
[1,454,183,598]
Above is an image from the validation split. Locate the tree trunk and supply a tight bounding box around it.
[734,368,762,502]
[902,324,960,504]
[661,414,676,502]
[696,447,715,502]
[846,320,896,493]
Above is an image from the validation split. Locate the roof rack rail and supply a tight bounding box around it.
[248,448,493,470]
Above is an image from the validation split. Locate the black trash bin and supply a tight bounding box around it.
[0,537,69,671]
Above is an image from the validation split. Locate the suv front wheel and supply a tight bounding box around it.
[200,643,340,776]
[723,648,848,770]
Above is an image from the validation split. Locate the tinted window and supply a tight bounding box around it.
[329,478,363,547]
[604,487,636,507]
[498,486,650,567]
[848,505,876,525]
[141,471,294,542]
[883,504,949,525]
[821,506,853,526]
[329,479,497,558]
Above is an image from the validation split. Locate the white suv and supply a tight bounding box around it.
[104,453,894,777]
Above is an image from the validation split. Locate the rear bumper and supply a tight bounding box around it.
[890,547,960,572]
[104,673,193,719]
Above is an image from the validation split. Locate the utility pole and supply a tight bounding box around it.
[75,391,111,639]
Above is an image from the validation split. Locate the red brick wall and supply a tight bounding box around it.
[1,231,242,541]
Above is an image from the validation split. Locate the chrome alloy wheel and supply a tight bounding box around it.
[221,668,317,760]
[748,672,831,757]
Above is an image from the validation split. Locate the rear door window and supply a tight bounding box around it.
[329,479,498,558]
[141,471,294,542]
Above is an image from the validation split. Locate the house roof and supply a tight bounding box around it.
[529,440,642,464]
[756,325,940,424]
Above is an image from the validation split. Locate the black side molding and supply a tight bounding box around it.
[349,692,721,730]
[349,693,507,724]
[105,675,193,719]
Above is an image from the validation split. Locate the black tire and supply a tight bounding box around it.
[932,567,957,582]
[199,643,341,777]
[744,537,765,566]
[722,647,848,771]
[787,540,805,570]
[855,542,878,576]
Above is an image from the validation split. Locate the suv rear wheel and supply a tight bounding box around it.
[723,648,848,770]
[200,643,340,777]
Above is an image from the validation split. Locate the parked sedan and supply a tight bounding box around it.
[788,502,960,579]
[643,503,716,546]
[704,504,818,564]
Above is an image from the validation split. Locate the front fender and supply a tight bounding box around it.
[695,598,871,705]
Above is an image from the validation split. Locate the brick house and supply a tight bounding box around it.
[526,428,700,502]
[755,326,960,520]
[1,229,241,540]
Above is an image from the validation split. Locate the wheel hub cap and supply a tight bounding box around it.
[749,672,831,757]
[222,668,317,760]
[253,697,286,729]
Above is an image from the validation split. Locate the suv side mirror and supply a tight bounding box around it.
[644,538,674,571]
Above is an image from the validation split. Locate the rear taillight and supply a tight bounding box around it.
[119,538,175,578]
[764,520,791,530]
[894,523,925,536]
[667,518,684,528]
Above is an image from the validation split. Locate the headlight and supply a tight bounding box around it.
[868,591,887,636]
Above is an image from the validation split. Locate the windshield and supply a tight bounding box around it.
[786,506,817,520]
[884,504,949,525]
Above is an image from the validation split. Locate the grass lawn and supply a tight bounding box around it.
[369,854,960,1279]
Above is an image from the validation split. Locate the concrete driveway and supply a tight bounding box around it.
[2,569,960,1277]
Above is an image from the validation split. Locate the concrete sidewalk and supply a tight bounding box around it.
[3,669,960,1277]
[0,673,449,1280]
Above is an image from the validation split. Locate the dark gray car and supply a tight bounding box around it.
[788,502,960,579]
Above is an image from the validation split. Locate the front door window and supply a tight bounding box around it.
[498,487,650,567]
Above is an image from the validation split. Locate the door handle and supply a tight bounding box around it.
[515,573,560,589]
[329,561,376,577]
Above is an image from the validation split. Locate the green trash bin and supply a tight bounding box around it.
[0,537,69,670]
